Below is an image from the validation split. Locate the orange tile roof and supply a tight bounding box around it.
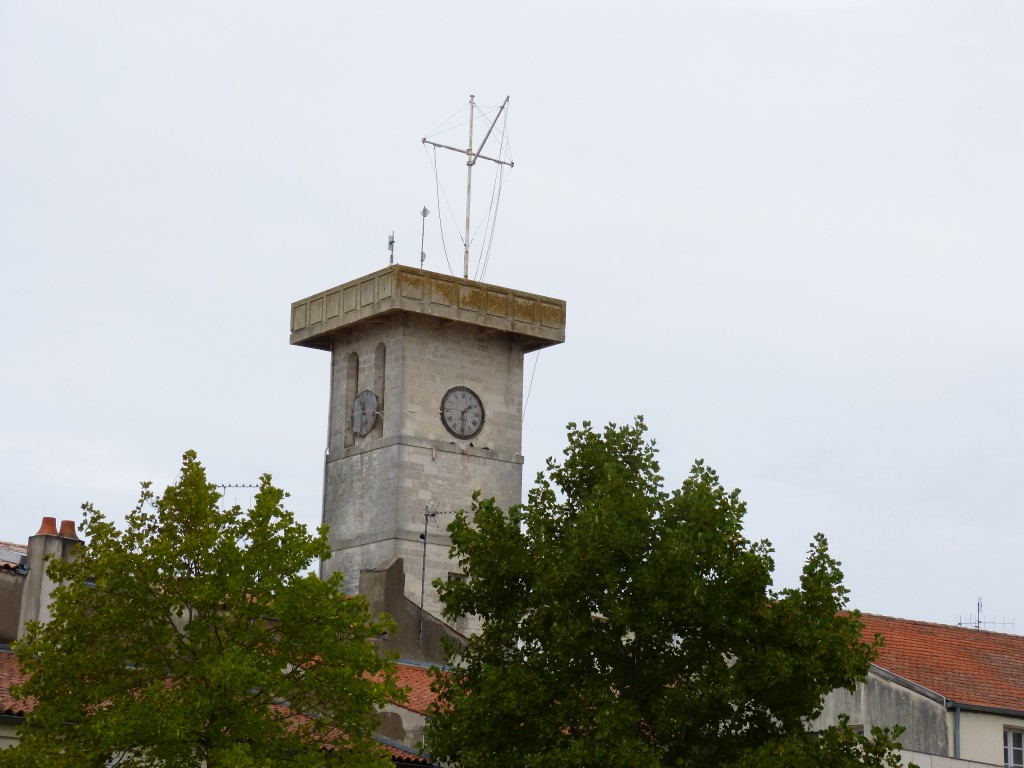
[0,651,29,716]
[377,740,433,765]
[0,541,26,571]
[393,663,438,715]
[860,613,1024,712]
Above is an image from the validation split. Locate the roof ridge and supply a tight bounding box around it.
[859,612,1024,639]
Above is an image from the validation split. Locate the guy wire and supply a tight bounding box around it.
[426,144,457,276]
[523,350,541,422]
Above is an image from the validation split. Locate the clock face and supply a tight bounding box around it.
[352,389,378,437]
[440,386,485,439]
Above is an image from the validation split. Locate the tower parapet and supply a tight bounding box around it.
[291,265,565,351]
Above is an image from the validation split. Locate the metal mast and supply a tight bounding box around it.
[423,95,513,279]
[418,500,442,644]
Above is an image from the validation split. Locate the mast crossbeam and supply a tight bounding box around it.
[421,139,514,168]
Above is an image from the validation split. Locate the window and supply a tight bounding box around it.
[1005,728,1024,768]
[448,572,465,583]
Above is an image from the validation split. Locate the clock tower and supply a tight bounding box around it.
[290,265,565,627]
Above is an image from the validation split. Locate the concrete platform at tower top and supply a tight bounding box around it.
[290,264,566,352]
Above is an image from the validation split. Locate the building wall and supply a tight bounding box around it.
[0,721,20,750]
[814,672,949,756]
[360,558,465,666]
[900,749,1000,767]
[0,571,25,645]
[955,710,1024,767]
[322,313,525,625]
[817,671,1024,766]
[377,704,427,753]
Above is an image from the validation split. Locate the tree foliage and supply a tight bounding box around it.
[6,451,401,768]
[427,419,908,768]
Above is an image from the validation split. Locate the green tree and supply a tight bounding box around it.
[5,451,401,768]
[427,419,909,768]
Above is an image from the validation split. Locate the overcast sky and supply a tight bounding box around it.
[1,1,1020,630]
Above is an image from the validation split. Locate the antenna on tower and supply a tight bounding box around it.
[214,482,259,509]
[388,232,395,265]
[420,207,430,267]
[423,95,513,279]
[418,499,452,644]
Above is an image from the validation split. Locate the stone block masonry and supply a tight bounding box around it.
[292,265,564,635]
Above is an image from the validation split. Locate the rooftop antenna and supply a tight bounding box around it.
[957,596,1015,632]
[214,482,259,509]
[388,231,395,265]
[420,207,430,267]
[423,95,513,279]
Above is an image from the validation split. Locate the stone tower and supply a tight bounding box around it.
[290,265,565,627]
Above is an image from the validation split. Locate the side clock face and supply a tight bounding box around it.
[440,386,484,439]
[352,389,378,437]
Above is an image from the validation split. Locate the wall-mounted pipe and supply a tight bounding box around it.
[953,705,961,759]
